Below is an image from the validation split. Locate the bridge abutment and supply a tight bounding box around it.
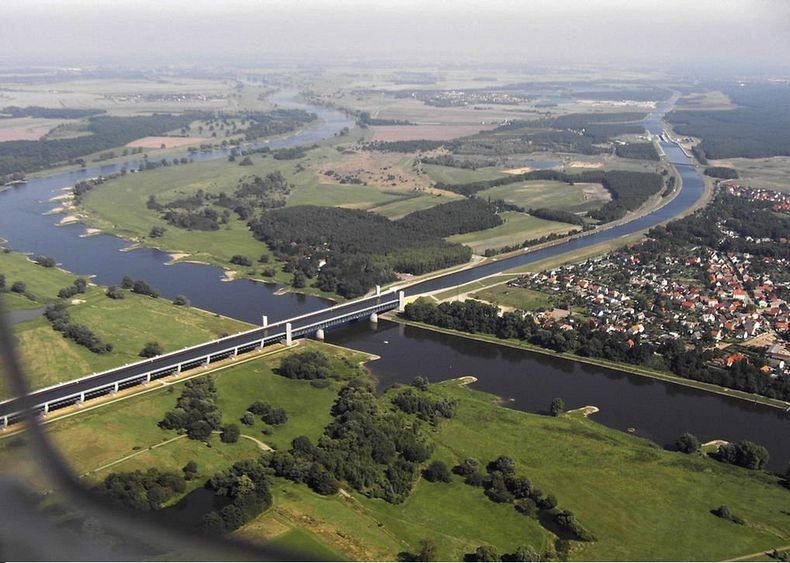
[369,313,378,324]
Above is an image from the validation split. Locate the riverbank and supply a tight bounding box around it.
[383,314,790,412]
[2,340,787,562]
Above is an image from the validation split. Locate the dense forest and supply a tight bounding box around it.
[667,83,790,158]
[615,142,660,161]
[0,113,202,177]
[248,202,497,297]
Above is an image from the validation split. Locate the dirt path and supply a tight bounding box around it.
[81,434,187,477]
[727,544,790,561]
[240,434,273,451]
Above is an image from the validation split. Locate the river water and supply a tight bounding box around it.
[1,92,787,469]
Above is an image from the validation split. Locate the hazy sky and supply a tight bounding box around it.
[2,0,789,72]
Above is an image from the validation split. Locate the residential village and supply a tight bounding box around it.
[504,183,790,379]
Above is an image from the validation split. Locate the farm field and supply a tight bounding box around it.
[477,180,610,213]
[1,344,788,561]
[447,212,574,254]
[125,136,209,149]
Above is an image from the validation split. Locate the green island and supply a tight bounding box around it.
[1,342,788,561]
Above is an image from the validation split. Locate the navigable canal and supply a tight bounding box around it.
[1,92,787,469]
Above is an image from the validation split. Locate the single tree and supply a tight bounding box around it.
[676,432,700,454]
[550,397,565,417]
[139,341,164,358]
[220,424,240,444]
[422,460,451,483]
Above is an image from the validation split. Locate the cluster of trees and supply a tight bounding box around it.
[418,154,496,169]
[704,166,738,179]
[159,376,222,441]
[0,112,201,177]
[149,172,291,230]
[238,108,316,141]
[390,388,457,425]
[482,229,582,258]
[396,199,503,237]
[356,111,411,127]
[587,171,665,223]
[454,455,596,542]
[139,341,163,358]
[529,208,586,226]
[278,350,331,380]
[32,255,56,267]
[202,459,273,534]
[248,205,472,298]
[615,142,660,161]
[1,105,104,119]
[44,303,113,354]
[260,381,433,503]
[716,441,770,470]
[246,400,288,425]
[57,277,87,299]
[364,139,447,153]
[99,468,186,511]
[273,145,315,160]
[667,83,790,158]
[120,276,159,298]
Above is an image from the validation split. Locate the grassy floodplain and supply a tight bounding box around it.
[1,341,789,561]
[447,212,573,254]
[0,250,249,397]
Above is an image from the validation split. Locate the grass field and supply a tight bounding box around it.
[369,192,463,219]
[477,180,609,213]
[0,251,79,310]
[711,156,790,192]
[447,212,573,254]
[0,249,249,397]
[421,164,506,186]
[2,344,788,561]
[471,284,555,311]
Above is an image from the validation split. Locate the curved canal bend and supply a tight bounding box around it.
[1,93,787,469]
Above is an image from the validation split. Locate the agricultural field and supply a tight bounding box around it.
[447,212,573,254]
[0,117,80,141]
[1,343,788,561]
[477,180,610,213]
[0,250,248,397]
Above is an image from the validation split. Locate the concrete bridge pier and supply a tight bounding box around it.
[369,313,378,324]
[285,323,293,346]
[43,403,49,415]
[113,382,119,395]
[398,290,405,312]
[1,416,7,430]
[78,392,86,405]
[262,315,268,328]
[315,328,325,341]
[145,373,152,384]
[375,285,381,296]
